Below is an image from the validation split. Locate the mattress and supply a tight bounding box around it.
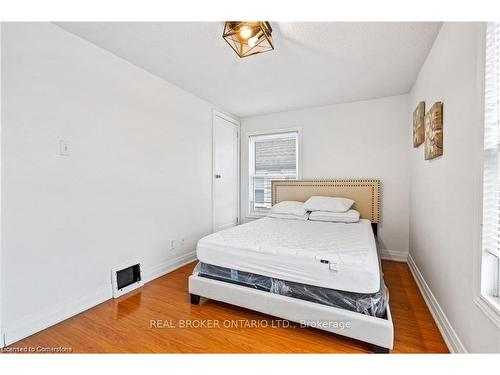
[196,217,380,293]
[196,262,388,318]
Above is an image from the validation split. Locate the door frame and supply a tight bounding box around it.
[212,109,240,233]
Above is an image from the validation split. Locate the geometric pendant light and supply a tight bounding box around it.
[222,22,274,58]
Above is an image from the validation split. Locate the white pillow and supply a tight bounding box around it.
[308,209,360,223]
[268,212,310,221]
[304,196,354,213]
[270,201,307,216]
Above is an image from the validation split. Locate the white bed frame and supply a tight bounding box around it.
[188,179,394,353]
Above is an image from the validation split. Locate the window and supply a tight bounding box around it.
[248,130,300,216]
[482,22,500,300]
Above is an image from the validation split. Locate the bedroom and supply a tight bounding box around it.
[0,0,499,372]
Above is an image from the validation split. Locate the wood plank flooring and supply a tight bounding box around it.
[6,261,448,353]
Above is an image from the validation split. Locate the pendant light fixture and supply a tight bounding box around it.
[222,22,274,58]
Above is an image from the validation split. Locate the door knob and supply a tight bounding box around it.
[215,174,221,179]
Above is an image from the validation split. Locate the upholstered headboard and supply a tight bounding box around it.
[271,179,381,223]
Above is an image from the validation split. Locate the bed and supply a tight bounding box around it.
[188,179,394,353]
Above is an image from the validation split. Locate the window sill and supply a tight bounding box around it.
[474,295,500,329]
[246,212,268,220]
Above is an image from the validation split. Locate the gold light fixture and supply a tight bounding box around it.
[222,22,274,58]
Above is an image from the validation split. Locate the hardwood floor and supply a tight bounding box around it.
[7,261,448,353]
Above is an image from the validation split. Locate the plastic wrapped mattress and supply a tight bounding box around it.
[196,218,381,293]
[195,262,389,318]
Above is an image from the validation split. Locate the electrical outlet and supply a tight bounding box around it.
[170,238,186,251]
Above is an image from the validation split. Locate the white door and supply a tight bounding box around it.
[213,112,239,232]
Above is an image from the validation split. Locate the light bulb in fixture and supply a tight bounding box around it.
[239,25,252,39]
[248,35,259,47]
[223,21,274,58]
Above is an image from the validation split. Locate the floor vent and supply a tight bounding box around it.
[111,262,143,298]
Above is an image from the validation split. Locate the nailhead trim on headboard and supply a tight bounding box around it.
[271,179,381,223]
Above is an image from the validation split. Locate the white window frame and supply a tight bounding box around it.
[244,127,302,219]
[475,22,500,328]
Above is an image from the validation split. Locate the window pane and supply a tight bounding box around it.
[249,132,298,213]
[251,174,297,210]
[482,22,500,297]
[255,137,297,173]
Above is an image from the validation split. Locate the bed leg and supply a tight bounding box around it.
[372,345,390,354]
[190,294,200,305]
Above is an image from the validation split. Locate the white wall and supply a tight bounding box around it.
[409,22,500,352]
[1,22,221,345]
[241,95,410,258]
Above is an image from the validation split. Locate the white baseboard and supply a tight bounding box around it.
[379,249,408,262]
[4,285,112,346]
[142,250,196,283]
[3,250,197,347]
[407,254,467,353]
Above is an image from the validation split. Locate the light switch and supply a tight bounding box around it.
[59,140,70,156]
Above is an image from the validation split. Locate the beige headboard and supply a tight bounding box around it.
[271,179,381,223]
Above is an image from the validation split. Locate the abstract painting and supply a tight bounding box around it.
[424,101,443,160]
[413,101,425,147]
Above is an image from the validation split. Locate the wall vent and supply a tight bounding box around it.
[111,262,143,298]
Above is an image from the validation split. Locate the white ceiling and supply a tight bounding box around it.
[56,22,441,117]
